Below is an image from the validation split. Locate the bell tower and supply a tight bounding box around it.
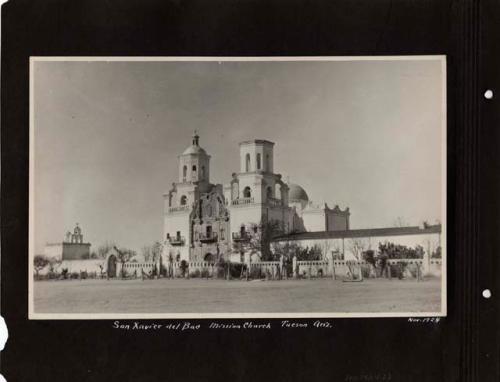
[239,139,274,174]
[178,131,211,185]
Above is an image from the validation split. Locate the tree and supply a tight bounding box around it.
[115,246,135,278]
[296,245,322,261]
[141,242,162,262]
[393,216,409,227]
[34,255,49,277]
[432,246,442,259]
[97,241,116,258]
[331,241,343,260]
[347,238,368,261]
[271,240,301,262]
[362,250,376,267]
[236,219,284,261]
[319,240,332,260]
[378,242,425,259]
[48,257,62,273]
[151,241,163,263]
[141,245,153,262]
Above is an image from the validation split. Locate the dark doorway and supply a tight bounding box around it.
[204,253,214,262]
[107,255,117,278]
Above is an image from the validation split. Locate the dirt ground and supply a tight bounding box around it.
[33,277,442,315]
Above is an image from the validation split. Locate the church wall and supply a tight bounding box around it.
[60,259,104,274]
[239,142,274,174]
[191,219,230,262]
[240,146,255,173]
[190,241,231,262]
[43,244,63,260]
[179,154,210,183]
[174,184,197,207]
[276,232,441,261]
[265,206,293,233]
[44,242,91,261]
[163,212,191,261]
[229,204,263,236]
[302,211,326,231]
[223,184,232,202]
[61,243,91,260]
[236,174,263,203]
[326,213,349,231]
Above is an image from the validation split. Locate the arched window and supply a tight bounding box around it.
[245,153,251,172]
[266,186,273,199]
[180,195,187,205]
[182,165,187,180]
[243,186,251,198]
[275,183,282,199]
[192,165,197,172]
[256,153,261,170]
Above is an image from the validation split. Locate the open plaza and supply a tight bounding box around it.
[33,277,442,315]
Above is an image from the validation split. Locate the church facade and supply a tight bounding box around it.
[162,133,350,263]
[43,223,91,261]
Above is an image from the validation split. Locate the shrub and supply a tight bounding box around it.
[230,263,243,278]
[360,265,371,278]
[47,271,59,280]
[180,260,188,275]
[160,264,167,277]
[201,269,210,278]
[216,267,226,279]
[362,250,376,267]
[389,264,402,279]
[174,268,183,278]
[61,268,69,279]
[70,272,79,279]
[190,269,201,278]
[249,267,261,279]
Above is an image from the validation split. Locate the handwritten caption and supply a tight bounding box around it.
[407,317,441,323]
[112,320,333,331]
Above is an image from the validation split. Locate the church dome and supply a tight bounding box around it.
[182,145,207,156]
[181,132,208,156]
[288,183,309,202]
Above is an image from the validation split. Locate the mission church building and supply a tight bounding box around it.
[162,132,350,263]
[43,223,91,261]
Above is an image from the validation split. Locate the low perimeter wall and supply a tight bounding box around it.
[296,259,442,279]
[36,258,442,280]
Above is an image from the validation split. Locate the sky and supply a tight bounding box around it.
[33,58,444,254]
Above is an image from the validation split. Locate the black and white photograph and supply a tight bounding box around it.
[29,57,446,319]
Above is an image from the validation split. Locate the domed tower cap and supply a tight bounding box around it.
[239,139,274,146]
[182,130,208,155]
[192,130,199,146]
[288,183,309,202]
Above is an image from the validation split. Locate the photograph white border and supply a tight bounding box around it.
[28,56,447,320]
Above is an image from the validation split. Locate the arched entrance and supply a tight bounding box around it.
[107,255,117,278]
[204,253,215,262]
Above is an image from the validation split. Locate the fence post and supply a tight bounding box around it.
[424,242,431,275]
[329,257,336,280]
[293,256,297,279]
